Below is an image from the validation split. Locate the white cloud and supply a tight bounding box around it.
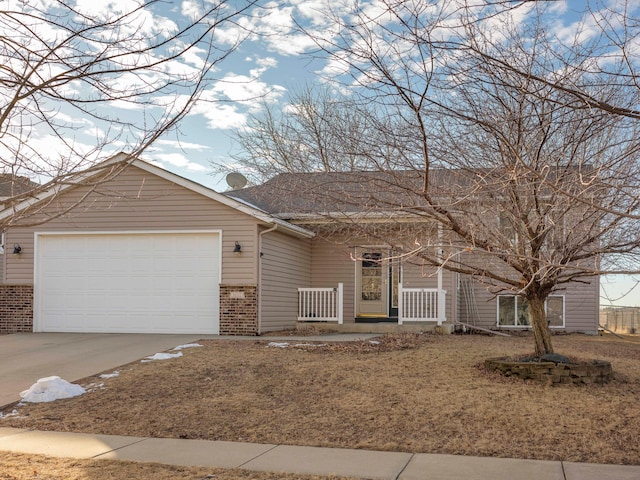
[178,44,210,68]
[258,2,295,31]
[155,139,210,151]
[181,0,203,21]
[155,66,286,131]
[73,0,143,15]
[146,151,209,172]
[212,73,286,105]
[192,102,249,129]
[548,0,568,15]
[72,0,178,39]
[249,56,278,77]
[211,1,320,56]
[52,112,94,128]
[290,0,333,25]
[319,52,353,78]
[264,32,318,56]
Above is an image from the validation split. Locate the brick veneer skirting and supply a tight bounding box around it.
[219,284,258,335]
[0,284,34,333]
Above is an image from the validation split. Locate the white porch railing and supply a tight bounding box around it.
[398,284,447,325]
[298,283,344,324]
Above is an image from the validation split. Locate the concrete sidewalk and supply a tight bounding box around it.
[0,428,638,480]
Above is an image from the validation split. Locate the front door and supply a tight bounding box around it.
[356,250,388,317]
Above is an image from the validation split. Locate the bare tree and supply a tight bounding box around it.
[0,0,257,225]
[233,85,380,180]
[234,0,640,356]
[458,0,640,220]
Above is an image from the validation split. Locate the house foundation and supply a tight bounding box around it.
[297,321,454,334]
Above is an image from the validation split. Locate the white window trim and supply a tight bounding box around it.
[496,294,565,329]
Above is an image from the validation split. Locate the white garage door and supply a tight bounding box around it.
[35,232,220,334]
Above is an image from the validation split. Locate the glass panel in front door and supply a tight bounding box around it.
[357,251,388,317]
[361,252,383,301]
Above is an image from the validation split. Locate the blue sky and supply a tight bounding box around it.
[141,0,332,189]
[5,0,640,306]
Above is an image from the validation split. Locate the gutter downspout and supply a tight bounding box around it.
[257,224,278,335]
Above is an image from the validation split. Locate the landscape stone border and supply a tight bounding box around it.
[485,357,613,385]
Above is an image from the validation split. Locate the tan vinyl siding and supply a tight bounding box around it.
[260,229,311,332]
[310,238,356,323]
[402,267,437,288]
[5,166,261,285]
[457,275,599,332]
[563,276,599,333]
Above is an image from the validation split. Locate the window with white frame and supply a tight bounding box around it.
[497,295,565,328]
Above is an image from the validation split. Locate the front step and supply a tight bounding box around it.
[355,316,398,323]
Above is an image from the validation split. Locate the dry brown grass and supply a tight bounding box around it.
[2,333,640,466]
[0,452,352,480]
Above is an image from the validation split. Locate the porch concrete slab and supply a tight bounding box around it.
[564,461,640,480]
[0,429,145,458]
[96,438,277,468]
[241,444,413,479]
[0,333,220,408]
[399,453,564,480]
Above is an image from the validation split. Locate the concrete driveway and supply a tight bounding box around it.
[0,333,220,408]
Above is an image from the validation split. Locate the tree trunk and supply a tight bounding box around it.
[528,295,554,357]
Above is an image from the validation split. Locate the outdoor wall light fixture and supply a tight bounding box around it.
[233,241,242,253]
[12,244,21,254]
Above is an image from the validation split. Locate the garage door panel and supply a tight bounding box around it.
[35,233,220,334]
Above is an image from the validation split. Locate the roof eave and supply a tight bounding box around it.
[276,211,426,224]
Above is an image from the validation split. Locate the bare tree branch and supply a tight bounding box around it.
[0,0,258,226]
[233,0,640,356]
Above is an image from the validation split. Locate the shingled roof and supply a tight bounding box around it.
[226,165,593,219]
[0,174,39,199]
[225,169,442,217]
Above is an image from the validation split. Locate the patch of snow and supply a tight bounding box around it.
[84,382,105,392]
[293,343,327,348]
[99,371,120,379]
[20,376,86,403]
[267,342,290,348]
[172,343,203,350]
[369,340,381,345]
[0,409,20,418]
[141,351,183,362]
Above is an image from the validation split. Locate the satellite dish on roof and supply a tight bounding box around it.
[226,172,247,190]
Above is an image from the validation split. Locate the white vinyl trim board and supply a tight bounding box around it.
[34,231,221,334]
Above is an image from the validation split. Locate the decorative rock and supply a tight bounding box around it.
[541,353,570,364]
[484,357,613,385]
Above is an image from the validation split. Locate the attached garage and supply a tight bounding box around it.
[34,231,221,334]
[0,155,315,335]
